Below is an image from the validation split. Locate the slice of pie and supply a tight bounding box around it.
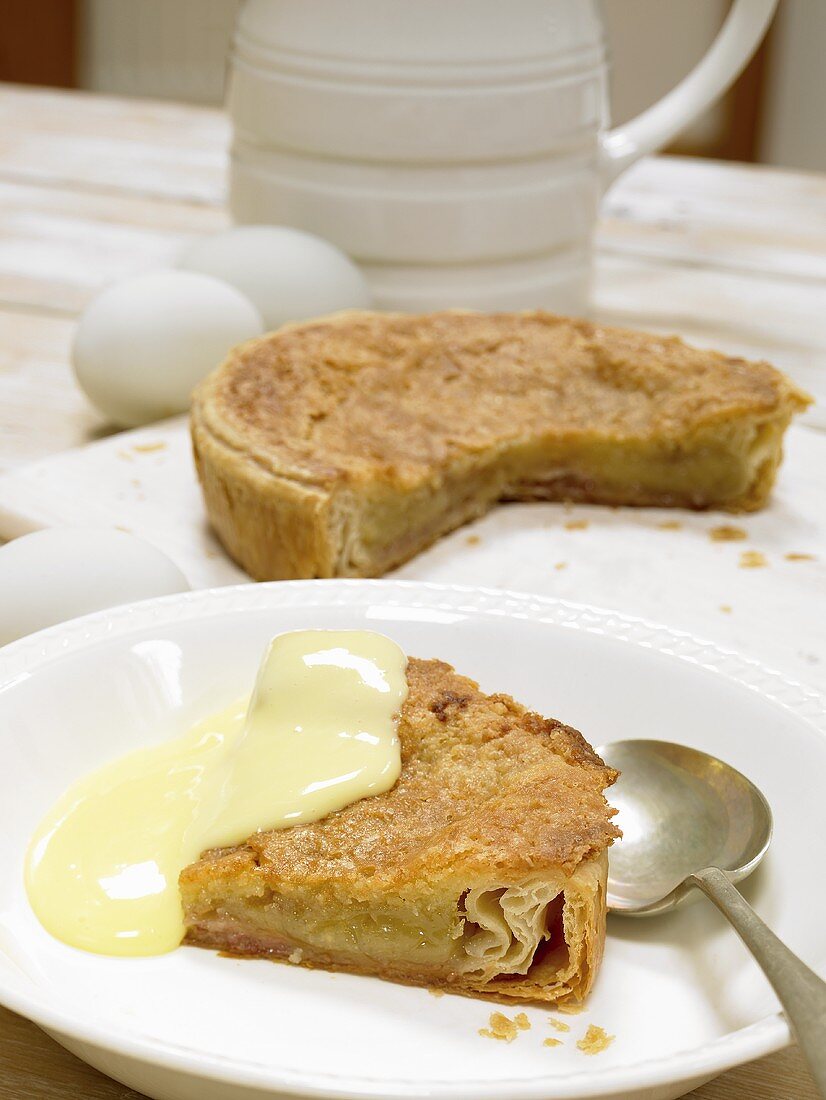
[180,657,619,1004]
[190,310,810,580]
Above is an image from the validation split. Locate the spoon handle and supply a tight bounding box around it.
[690,866,826,1096]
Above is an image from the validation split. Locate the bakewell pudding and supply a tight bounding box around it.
[26,630,617,1004]
[190,310,810,580]
[181,655,619,1004]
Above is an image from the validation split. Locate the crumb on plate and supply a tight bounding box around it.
[554,562,568,571]
[577,1025,614,1055]
[739,550,767,569]
[656,520,682,531]
[709,524,747,542]
[720,604,732,613]
[465,535,481,546]
[564,520,589,531]
[478,1011,530,1042]
[543,1038,562,1048]
[132,441,167,454]
[428,988,445,998]
[785,552,816,562]
[548,1018,571,1033]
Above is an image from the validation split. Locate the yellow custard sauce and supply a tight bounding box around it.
[26,629,407,957]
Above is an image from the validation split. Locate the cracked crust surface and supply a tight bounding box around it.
[192,310,810,579]
[180,657,618,1003]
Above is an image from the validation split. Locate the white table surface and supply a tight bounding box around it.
[0,83,823,1100]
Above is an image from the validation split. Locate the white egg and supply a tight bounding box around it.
[177,225,373,331]
[72,270,263,428]
[0,529,189,646]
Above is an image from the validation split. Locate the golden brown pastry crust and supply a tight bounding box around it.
[191,310,811,580]
[181,657,618,1004]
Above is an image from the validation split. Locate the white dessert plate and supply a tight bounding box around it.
[0,580,824,1100]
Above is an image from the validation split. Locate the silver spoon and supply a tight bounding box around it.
[598,739,826,1096]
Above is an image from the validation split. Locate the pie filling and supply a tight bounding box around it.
[328,416,794,577]
[182,855,605,994]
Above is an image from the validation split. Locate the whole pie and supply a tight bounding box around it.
[191,310,810,580]
[180,657,619,1004]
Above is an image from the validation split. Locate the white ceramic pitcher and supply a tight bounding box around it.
[227,0,778,312]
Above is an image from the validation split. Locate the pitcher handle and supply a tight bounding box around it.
[600,0,778,187]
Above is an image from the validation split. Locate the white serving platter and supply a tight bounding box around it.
[0,420,823,691]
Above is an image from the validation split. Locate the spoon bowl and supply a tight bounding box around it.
[597,739,773,915]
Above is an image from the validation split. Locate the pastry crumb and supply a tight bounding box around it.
[427,988,445,998]
[116,449,133,462]
[548,1018,571,1033]
[479,1011,529,1042]
[114,524,132,534]
[556,1003,585,1015]
[465,535,481,546]
[133,441,167,454]
[554,562,568,571]
[130,478,142,488]
[656,520,682,531]
[785,552,816,562]
[287,948,303,964]
[739,550,767,569]
[709,524,747,542]
[577,1025,614,1055]
[564,520,589,531]
[719,604,732,614]
[543,1038,562,1048]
